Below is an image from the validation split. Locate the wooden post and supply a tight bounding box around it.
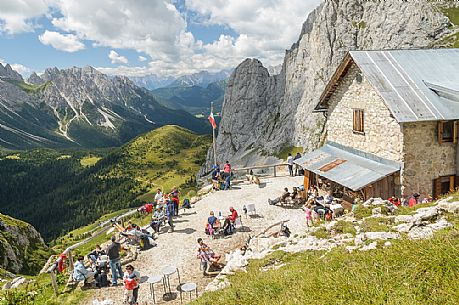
[273,165,277,177]
[50,271,58,296]
[68,250,74,271]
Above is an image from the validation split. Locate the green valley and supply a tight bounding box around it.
[0,125,210,241]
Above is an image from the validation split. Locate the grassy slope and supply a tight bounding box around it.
[194,201,459,305]
[113,125,210,200]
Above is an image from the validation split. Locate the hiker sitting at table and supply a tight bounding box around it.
[313,196,332,219]
[88,244,105,266]
[222,207,238,234]
[150,205,164,234]
[205,211,220,235]
[308,186,319,198]
[197,238,221,272]
[268,187,291,205]
[73,256,96,284]
[408,193,420,208]
[324,190,334,205]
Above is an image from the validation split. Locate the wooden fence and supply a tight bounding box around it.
[45,208,138,296]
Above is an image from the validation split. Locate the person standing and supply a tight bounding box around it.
[107,235,124,286]
[123,264,140,305]
[154,188,163,208]
[223,161,231,177]
[293,152,302,176]
[165,197,175,233]
[287,153,294,177]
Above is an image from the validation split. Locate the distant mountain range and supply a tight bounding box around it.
[130,70,232,114]
[0,63,209,150]
[130,70,232,90]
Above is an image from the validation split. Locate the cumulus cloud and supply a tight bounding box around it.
[0,0,56,34]
[138,56,147,62]
[38,30,85,52]
[108,50,128,64]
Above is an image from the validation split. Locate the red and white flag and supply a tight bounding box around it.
[208,112,217,129]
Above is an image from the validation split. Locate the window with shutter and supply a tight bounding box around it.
[438,121,456,143]
[353,109,364,134]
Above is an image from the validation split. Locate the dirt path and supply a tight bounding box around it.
[86,174,306,305]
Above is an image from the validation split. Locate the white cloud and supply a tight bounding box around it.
[185,0,321,66]
[38,30,85,52]
[108,50,128,64]
[0,0,56,34]
[0,0,322,76]
[10,63,32,77]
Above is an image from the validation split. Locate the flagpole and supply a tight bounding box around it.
[211,102,217,167]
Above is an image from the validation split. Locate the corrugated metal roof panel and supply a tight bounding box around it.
[293,142,400,191]
[350,49,459,122]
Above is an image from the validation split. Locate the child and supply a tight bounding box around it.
[303,203,312,227]
[123,265,140,305]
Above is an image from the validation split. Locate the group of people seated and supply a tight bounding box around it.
[204,207,239,237]
[388,193,432,208]
[73,244,111,288]
[268,186,307,206]
[211,161,232,191]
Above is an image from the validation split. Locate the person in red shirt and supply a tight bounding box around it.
[388,195,401,207]
[223,161,231,175]
[408,193,420,208]
[223,207,238,234]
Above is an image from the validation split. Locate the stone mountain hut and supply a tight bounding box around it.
[295,48,459,202]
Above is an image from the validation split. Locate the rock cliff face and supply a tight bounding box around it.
[0,63,23,81]
[208,0,454,168]
[0,213,48,275]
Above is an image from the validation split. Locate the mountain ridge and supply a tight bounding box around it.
[0,64,209,150]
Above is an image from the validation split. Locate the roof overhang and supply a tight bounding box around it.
[294,142,401,191]
[314,52,354,112]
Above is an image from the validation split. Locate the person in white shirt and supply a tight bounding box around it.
[154,188,163,206]
[287,153,294,176]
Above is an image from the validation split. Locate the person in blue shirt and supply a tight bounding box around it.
[165,196,175,233]
[73,256,96,284]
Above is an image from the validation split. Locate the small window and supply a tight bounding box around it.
[438,121,457,144]
[353,109,364,134]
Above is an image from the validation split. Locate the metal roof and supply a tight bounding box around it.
[349,49,459,122]
[293,142,400,191]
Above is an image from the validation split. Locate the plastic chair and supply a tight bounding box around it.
[147,275,165,304]
[246,204,256,216]
[180,282,198,303]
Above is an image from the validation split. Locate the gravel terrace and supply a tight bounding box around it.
[87,174,305,305]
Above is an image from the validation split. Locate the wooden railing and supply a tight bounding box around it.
[45,208,139,296]
[232,163,288,177]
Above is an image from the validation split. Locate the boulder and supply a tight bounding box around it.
[360,242,377,251]
[408,226,434,240]
[438,200,459,214]
[365,232,400,240]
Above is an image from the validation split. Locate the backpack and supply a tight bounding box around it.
[96,271,108,288]
[182,198,191,209]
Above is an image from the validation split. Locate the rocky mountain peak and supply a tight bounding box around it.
[207,0,455,169]
[27,72,44,85]
[0,63,23,81]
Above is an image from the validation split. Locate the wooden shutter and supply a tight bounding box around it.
[433,178,441,199]
[438,121,444,144]
[360,110,364,132]
[454,121,458,144]
[450,175,455,193]
[353,110,358,131]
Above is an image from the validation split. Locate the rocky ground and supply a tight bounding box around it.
[86,173,305,305]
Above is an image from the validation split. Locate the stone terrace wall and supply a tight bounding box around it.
[402,122,456,197]
[326,63,404,163]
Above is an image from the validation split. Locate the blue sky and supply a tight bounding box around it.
[0,0,321,77]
